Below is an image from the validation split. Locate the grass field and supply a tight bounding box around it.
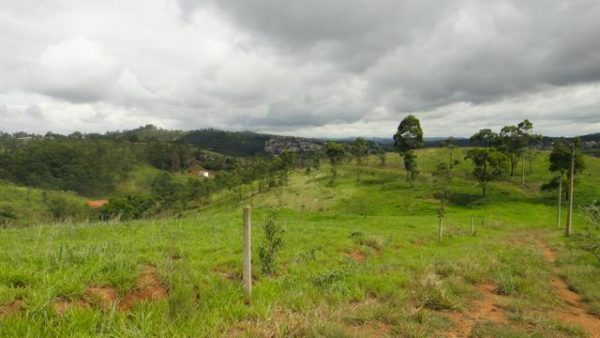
[0,149,599,337]
[0,181,88,227]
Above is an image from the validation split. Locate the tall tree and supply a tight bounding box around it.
[393,115,424,181]
[469,129,498,148]
[465,148,508,197]
[497,125,522,177]
[326,142,345,184]
[516,119,537,185]
[352,137,368,181]
[543,139,585,232]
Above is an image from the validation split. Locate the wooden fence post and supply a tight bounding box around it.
[565,143,575,237]
[243,206,252,300]
[471,216,476,236]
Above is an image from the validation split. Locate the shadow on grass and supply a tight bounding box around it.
[448,192,484,207]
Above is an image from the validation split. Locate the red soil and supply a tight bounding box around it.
[445,283,509,338]
[119,266,168,311]
[0,299,25,318]
[535,240,600,337]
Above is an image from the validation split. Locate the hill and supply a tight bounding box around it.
[0,148,599,337]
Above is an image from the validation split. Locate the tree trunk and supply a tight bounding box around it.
[521,153,525,186]
[566,144,575,236]
[528,149,534,174]
[556,176,562,229]
[510,154,515,176]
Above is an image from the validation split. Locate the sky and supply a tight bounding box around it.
[0,0,599,138]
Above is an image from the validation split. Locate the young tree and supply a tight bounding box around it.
[465,149,508,197]
[326,142,346,184]
[433,162,452,241]
[393,115,424,181]
[440,137,456,168]
[258,210,285,275]
[280,150,298,180]
[352,137,368,181]
[374,144,386,167]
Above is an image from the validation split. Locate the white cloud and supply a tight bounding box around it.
[0,0,598,137]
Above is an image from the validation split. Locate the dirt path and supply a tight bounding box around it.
[535,240,600,337]
[445,283,508,338]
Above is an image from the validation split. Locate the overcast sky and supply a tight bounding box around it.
[1,0,599,138]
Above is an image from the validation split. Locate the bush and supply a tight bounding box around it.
[99,195,154,221]
[0,205,16,226]
[258,211,285,275]
[575,201,600,262]
[45,194,84,221]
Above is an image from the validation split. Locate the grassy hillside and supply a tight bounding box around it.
[0,149,599,337]
[0,181,89,227]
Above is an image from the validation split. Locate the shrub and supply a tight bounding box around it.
[99,195,154,221]
[575,201,600,262]
[258,210,285,275]
[350,232,385,251]
[45,194,84,221]
[0,205,16,227]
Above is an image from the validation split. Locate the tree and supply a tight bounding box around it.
[352,137,368,181]
[497,125,523,177]
[544,139,585,234]
[496,120,533,178]
[151,172,182,209]
[393,115,424,181]
[326,142,345,184]
[279,150,298,185]
[258,210,285,275]
[433,162,452,241]
[440,137,456,168]
[465,149,508,197]
[469,129,498,148]
[515,119,539,185]
[374,144,386,166]
[403,152,419,181]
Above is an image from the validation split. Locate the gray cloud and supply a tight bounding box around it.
[0,0,598,137]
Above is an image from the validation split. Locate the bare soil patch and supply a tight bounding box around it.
[535,240,600,337]
[0,299,25,318]
[52,298,89,315]
[349,249,367,263]
[444,283,509,338]
[119,266,168,311]
[214,265,239,281]
[84,287,118,310]
[346,320,391,338]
